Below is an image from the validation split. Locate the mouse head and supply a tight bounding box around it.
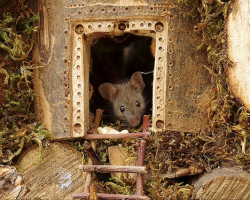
[99,71,145,127]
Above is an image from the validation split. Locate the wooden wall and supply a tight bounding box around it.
[32,0,211,139]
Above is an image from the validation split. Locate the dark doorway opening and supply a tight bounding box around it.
[89,34,155,126]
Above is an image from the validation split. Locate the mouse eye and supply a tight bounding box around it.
[120,106,125,112]
[135,101,140,107]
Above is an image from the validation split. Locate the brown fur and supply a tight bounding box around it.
[99,72,145,127]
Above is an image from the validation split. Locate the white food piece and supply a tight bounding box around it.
[97,126,129,134]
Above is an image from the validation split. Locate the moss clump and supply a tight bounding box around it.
[0,0,50,164]
[190,0,250,168]
[147,178,193,200]
[177,0,250,164]
[95,176,136,195]
[95,175,193,199]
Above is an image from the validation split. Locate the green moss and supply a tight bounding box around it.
[147,179,193,200]
[0,1,50,164]
[177,0,250,169]
[0,11,39,61]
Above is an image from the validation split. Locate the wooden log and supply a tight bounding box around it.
[193,167,250,200]
[79,165,147,174]
[17,142,86,199]
[226,0,250,110]
[73,193,149,200]
[0,165,29,200]
[85,132,151,140]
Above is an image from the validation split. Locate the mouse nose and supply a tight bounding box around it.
[129,118,141,127]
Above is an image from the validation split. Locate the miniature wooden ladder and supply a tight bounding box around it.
[73,115,151,200]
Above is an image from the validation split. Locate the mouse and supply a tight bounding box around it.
[98,71,145,127]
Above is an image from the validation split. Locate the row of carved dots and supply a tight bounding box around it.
[156,34,165,120]
[67,5,166,13]
[62,37,83,134]
[167,15,174,128]
[74,21,157,34]
[63,19,173,130]
[74,37,83,131]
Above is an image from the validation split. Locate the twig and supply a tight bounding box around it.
[84,141,102,165]
[84,109,103,193]
[79,165,147,174]
[136,115,149,196]
[87,184,98,200]
[92,109,103,131]
[85,132,151,140]
[89,83,94,101]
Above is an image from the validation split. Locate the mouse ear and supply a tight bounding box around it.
[129,71,145,91]
[99,83,117,101]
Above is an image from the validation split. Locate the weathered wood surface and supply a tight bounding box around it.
[33,0,211,139]
[227,0,250,110]
[194,167,250,200]
[17,142,86,199]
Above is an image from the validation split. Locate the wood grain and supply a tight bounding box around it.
[17,142,86,199]
[227,0,250,110]
[194,167,250,200]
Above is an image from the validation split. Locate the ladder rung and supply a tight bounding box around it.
[72,193,149,199]
[73,115,150,199]
[79,165,147,174]
[85,132,151,140]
